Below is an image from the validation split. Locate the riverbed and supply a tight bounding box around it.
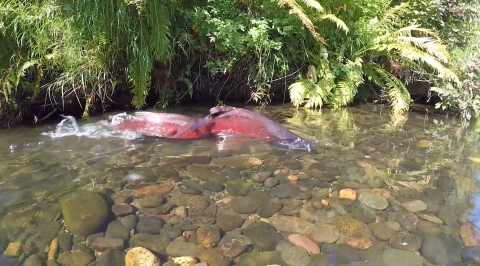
[0,103,479,266]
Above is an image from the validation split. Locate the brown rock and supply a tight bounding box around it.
[48,238,59,260]
[90,237,125,252]
[221,239,248,258]
[248,158,263,166]
[198,248,231,266]
[370,188,391,199]
[112,203,134,216]
[169,192,209,211]
[339,189,357,201]
[3,241,22,257]
[189,208,216,226]
[266,215,314,234]
[460,222,480,246]
[131,184,174,199]
[288,175,299,182]
[334,217,373,250]
[197,225,221,248]
[287,234,320,254]
[388,233,423,252]
[395,212,420,232]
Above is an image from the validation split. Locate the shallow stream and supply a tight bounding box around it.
[0,104,480,266]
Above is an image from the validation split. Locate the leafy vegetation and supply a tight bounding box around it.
[0,0,479,125]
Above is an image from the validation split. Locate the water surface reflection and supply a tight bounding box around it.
[0,104,479,265]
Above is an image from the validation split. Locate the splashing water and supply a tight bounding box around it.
[273,137,318,152]
[41,113,143,140]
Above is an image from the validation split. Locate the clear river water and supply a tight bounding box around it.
[0,103,480,266]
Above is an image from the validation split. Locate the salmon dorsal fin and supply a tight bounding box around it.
[209,106,236,119]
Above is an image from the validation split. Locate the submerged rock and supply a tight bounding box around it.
[420,233,463,265]
[59,191,109,236]
[401,200,427,213]
[333,217,373,250]
[165,238,205,257]
[358,192,389,210]
[242,222,282,251]
[196,225,221,248]
[287,234,320,255]
[129,234,170,256]
[125,247,160,266]
[382,248,423,266]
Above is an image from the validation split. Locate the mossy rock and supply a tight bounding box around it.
[60,190,109,236]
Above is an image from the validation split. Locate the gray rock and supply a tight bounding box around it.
[138,195,164,208]
[72,250,95,266]
[236,250,286,266]
[165,239,205,257]
[72,242,93,254]
[270,183,300,199]
[160,227,182,239]
[37,220,62,242]
[58,231,73,252]
[351,205,376,224]
[463,246,480,264]
[137,216,164,234]
[276,241,311,266]
[321,243,364,264]
[216,212,244,232]
[309,223,341,244]
[100,250,125,266]
[59,191,109,236]
[359,192,389,210]
[264,177,279,188]
[187,165,227,183]
[231,191,269,214]
[257,199,283,218]
[202,182,225,192]
[105,221,130,241]
[242,222,282,251]
[47,260,60,266]
[401,200,427,213]
[369,223,394,241]
[120,214,138,230]
[225,180,253,196]
[90,237,124,252]
[421,233,463,265]
[57,252,74,266]
[129,233,171,255]
[86,232,104,245]
[382,248,423,266]
[308,253,335,266]
[111,203,134,216]
[438,206,459,227]
[23,255,42,266]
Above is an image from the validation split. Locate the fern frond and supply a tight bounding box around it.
[371,63,412,112]
[289,78,312,108]
[396,36,449,63]
[289,78,332,109]
[275,0,326,43]
[330,59,364,107]
[376,2,411,28]
[298,0,323,11]
[321,14,349,33]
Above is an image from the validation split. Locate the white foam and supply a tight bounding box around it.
[41,113,143,140]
